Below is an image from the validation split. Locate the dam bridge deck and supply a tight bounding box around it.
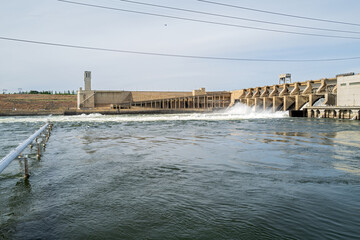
[111,92,232,111]
[235,78,337,112]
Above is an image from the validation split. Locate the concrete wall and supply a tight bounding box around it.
[94,91,132,107]
[230,90,244,105]
[337,74,360,106]
[77,90,95,109]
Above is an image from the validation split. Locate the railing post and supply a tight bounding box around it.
[24,157,29,179]
[0,122,52,177]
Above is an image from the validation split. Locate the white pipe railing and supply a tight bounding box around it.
[0,123,50,174]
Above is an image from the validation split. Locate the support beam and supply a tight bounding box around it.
[254,98,262,111]
[273,96,283,112]
[260,86,269,98]
[279,84,289,97]
[263,98,272,111]
[316,79,327,94]
[283,96,295,111]
[290,82,300,96]
[302,81,313,94]
[295,95,308,110]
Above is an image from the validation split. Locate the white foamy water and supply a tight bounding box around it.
[0,103,288,123]
[300,97,326,110]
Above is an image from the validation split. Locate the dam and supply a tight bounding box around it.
[76,71,360,120]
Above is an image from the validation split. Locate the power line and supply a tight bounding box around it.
[1,36,360,62]
[198,0,360,27]
[113,0,360,35]
[57,0,360,40]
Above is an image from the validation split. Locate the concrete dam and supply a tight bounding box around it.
[76,71,360,120]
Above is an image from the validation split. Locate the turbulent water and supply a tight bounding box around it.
[0,104,359,240]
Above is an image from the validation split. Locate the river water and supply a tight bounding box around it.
[0,104,359,239]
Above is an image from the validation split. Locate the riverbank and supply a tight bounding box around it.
[0,94,76,116]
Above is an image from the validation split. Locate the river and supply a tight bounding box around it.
[0,104,359,239]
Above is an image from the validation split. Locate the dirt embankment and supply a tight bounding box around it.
[0,94,77,116]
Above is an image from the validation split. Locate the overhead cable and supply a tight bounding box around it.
[198,0,360,27]
[1,36,360,62]
[113,0,360,35]
[57,0,360,40]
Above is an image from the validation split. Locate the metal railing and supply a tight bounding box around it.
[0,122,53,177]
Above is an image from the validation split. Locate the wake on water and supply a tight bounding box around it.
[0,103,288,123]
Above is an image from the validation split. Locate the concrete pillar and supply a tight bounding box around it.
[308,94,322,107]
[303,81,313,95]
[252,87,260,98]
[279,84,289,97]
[290,82,300,95]
[84,71,91,91]
[245,88,253,98]
[269,85,279,97]
[295,95,308,110]
[307,109,312,118]
[254,98,261,111]
[314,110,319,118]
[273,96,283,112]
[324,93,336,106]
[330,110,335,118]
[263,97,272,111]
[308,95,314,107]
[316,79,327,93]
[283,96,295,111]
[260,86,269,98]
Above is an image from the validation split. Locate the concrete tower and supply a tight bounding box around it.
[84,71,91,91]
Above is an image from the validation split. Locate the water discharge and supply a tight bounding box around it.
[0,103,288,123]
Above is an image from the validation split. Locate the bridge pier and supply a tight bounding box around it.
[246,98,254,107]
[263,97,272,111]
[295,95,308,110]
[308,94,322,107]
[273,96,283,112]
[254,98,262,111]
[283,96,295,111]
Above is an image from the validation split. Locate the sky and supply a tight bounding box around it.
[1,0,360,93]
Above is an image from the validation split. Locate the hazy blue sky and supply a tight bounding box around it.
[1,0,360,92]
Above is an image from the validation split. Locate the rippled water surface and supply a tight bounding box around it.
[1,105,360,239]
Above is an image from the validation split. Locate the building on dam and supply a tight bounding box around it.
[77,71,360,119]
[77,71,232,112]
